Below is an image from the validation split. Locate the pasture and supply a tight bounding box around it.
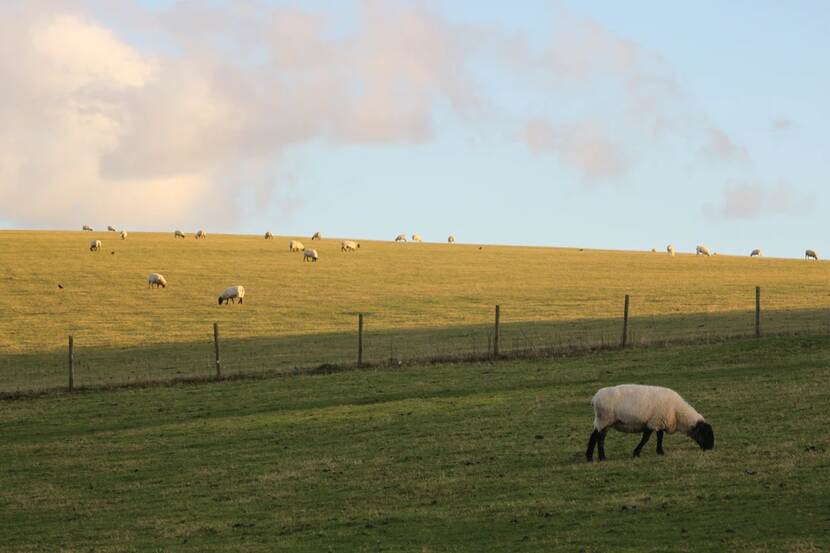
[2,336,829,552]
[2,230,830,391]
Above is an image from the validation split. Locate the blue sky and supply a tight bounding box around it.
[1,1,827,257]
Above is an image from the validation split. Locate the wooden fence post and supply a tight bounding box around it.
[68,335,75,391]
[357,313,364,368]
[755,286,761,338]
[494,305,501,357]
[213,322,221,378]
[622,295,630,348]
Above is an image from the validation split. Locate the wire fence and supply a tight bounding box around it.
[2,286,830,395]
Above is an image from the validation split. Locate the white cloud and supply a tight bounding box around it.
[703,181,814,221]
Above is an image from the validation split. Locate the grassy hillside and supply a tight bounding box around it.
[2,336,828,552]
[1,230,829,391]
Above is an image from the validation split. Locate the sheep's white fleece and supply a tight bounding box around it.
[591,384,704,435]
[220,285,245,300]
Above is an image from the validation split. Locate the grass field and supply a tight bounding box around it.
[2,230,830,391]
[2,335,829,552]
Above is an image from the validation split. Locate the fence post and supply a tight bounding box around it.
[68,335,75,391]
[213,322,221,378]
[622,295,630,348]
[755,286,761,338]
[357,313,364,368]
[494,305,501,357]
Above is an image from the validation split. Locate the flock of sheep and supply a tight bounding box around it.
[662,243,820,260]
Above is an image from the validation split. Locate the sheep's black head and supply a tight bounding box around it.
[218,297,223,305]
[688,421,714,450]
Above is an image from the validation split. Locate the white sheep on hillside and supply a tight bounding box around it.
[195,230,206,239]
[312,232,322,241]
[341,240,359,252]
[667,244,675,256]
[806,249,819,260]
[412,234,422,242]
[750,249,763,257]
[448,235,455,244]
[395,234,407,242]
[696,245,711,256]
[83,225,93,232]
[174,230,186,239]
[265,231,273,240]
[303,249,319,262]
[586,384,714,462]
[89,239,102,252]
[120,230,128,240]
[107,225,117,232]
[289,240,304,252]
[148,273,167,289]
[218,285,245,305]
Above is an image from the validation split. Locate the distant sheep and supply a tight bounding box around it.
[89,239,102,252]
[750,249,763,257]
[174,230,186,239]
[667,244,675,257]
[218,285,245,305]
[696,245,711,256]
[303,249,319,262]
[395,234,407,242]
[148,273,167,289]
[312,232,322,241]
[120,230,128,240]
[82,225,93,232]
[107,225,116,232]
[806,249,819,260]
[341,240,360,252]
[650,248,657,253]
[265,231,273,240]
[586,384,714,462]
[448,235,455,244]
[195,230,206,239]
[289,240,304,252]
[412,234,422,242]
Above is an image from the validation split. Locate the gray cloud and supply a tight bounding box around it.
[703,181,814,221]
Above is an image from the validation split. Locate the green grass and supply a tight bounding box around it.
[1,335,828,552]
[2,230,830,391]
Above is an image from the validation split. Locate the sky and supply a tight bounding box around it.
[0,0,827,257]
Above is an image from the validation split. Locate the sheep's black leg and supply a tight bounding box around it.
[656,430,665,455]
[633,429,653,457]
[586,430,600,462]
[597,430,608,461]
[239,298,243,304]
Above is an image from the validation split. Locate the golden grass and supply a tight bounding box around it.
[1,230,829,389]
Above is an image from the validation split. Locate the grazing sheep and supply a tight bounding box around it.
[148,273,167,289]
[341,240,360,252]
[412,234,422,242]
[448,235,455,244]
[806,249,819,260]
[120,230,128,240]
[395,234,407,242]
[289,240,304,252]
[650,248,657,253]
[667,244,675,257]
[89,239,102,252]
[303,249,319,262]
[696,245,711,256]
[218,285,245,305]
[174,230,186,239]
[586,384,714,462]
[312,232,322,241]
[750,249,763,257]
[107,225,116,232]
[82,225,93,232]
[195,230,206,239]
[265,231,273,240]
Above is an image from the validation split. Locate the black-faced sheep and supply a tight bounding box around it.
[174,230,186,239]
[448,235,455,244]
[750,249,763,257]
[148,273,167,288]
[89,239,102,252]
[411,234,422,242]
[395,234,407,242]
[303,249,319,262]
[586,384,714,462]
[696,245,711,256]
[312,232,322,240]
[218,285,244,305]
[341,240,359,252]
[265,231,273,240]
[83,225,93,232]
[195,230,206,239]
[806,249,819,260]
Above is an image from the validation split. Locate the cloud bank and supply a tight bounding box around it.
[704,181,814,221]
